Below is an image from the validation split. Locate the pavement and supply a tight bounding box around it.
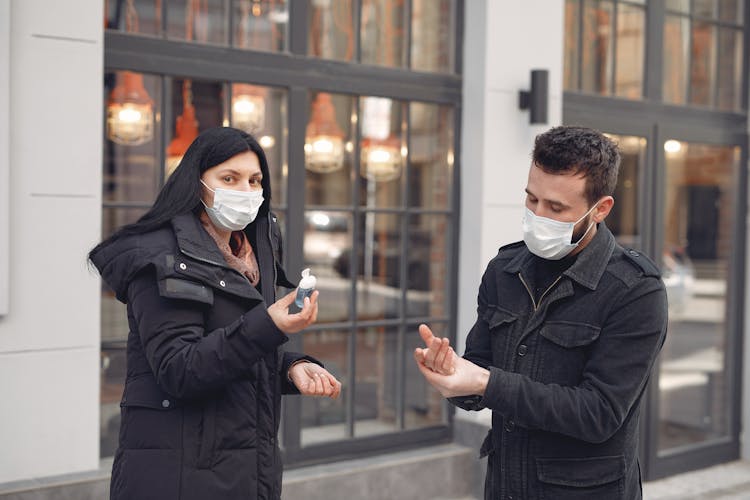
[643,460,750,500]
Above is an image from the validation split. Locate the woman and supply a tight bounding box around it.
[90,127,341,500]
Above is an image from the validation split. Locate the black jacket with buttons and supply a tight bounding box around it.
[452,223,668,500]
[91,210,315,500]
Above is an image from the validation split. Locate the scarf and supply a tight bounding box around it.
[199,211,260,286]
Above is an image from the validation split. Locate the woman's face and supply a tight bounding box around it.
[200,150,262,207]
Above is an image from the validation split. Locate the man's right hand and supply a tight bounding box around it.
[267,289,318,334]
[414,323,456,375]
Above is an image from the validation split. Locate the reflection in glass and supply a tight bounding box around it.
[351,213,402,322]
[605,134,644,248]
[301,329,349,446]
[663,15,690,104]
[354,326,398,437]
[582,0,613,95]
[716,27,743,111]
[232,0,288,52]
[719,0,744,23]
[305,210,353,323]
[360,0,408,68]
[105,0,161,35]
[308,0,355,61]
[614,4,644,98]
[658,142,740,453]
[305,92,353,206]
[104,72,161,203]
[564,0,581,90]
[694,0,719,18]
[360,97,405,184]
[406,215,449,318]
[690,23,717,106]
[666,0,691,13]
[410,0,455,73]
[408,102,453,210]
[166,0,228,45]
[404,322,447,430]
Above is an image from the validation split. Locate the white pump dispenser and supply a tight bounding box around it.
[295,268,317,307]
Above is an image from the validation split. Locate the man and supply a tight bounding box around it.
[415,126,667,500]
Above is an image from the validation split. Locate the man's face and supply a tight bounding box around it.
[524,163,594,242]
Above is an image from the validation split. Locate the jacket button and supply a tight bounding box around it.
[517,344,528,356]
[219,280,226,287]
[179,262,187,270]
[629,249,639,256]
[162,399,170,408]
[505,420,515,432]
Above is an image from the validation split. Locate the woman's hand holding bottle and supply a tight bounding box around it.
[267,289,319,334]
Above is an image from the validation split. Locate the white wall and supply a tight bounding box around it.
[0,0,103,483]
[0,0,9,316]
[743,85,750,461]
[457,0,564,424]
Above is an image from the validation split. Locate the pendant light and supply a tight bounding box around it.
[360,96,402,182]
[166,80,199,176]
[305,92,345,173]
[231,1,266,134]
[106,0,154,146]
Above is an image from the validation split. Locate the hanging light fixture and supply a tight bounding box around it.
[231,83,266,134]
[360,96,402,182]
[106,0,154,146]
[305,92,345,173]
[166,80,199,176]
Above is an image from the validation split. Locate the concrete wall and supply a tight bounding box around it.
[456,0,564,425]
[743,80,750,461]
[0,0,103,483]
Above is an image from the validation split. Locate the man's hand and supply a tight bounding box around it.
[267,289,319,334]
[413,324,489,399]
[289,362,342,399]
[414,323,456,375]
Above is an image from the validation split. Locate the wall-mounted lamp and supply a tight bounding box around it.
[519,69,548,124]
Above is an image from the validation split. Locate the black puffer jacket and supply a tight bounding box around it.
[92,207,314,500]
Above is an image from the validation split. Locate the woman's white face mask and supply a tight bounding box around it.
[201,180,264,231]
[522,203,598,260]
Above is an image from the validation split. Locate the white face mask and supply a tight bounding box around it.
[201,180,264,231]
[522,204,597,260]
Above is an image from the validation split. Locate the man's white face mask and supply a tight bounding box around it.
[522,204,598,260]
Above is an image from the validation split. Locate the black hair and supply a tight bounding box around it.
[89,126,271,260]
[532,126,621,205]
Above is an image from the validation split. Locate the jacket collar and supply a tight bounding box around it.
[172,212,233,268]
[504,222,616,291]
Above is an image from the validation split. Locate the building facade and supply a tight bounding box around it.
[0,0,748,497]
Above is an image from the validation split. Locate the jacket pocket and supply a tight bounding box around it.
[483,306,518,366]
[119,376,182,450]
[536,455,625,500]
[537,321,601,384]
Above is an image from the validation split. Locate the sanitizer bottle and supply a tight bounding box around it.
[295,268,317,308]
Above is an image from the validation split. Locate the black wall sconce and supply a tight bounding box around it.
[519,69,549,124]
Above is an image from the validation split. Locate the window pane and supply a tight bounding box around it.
[406,215,449,318]
[306,210,353,323]
[564,0,581,90]
[355,213,402,321]
[166,0,229,45]
[408,102,453,210]
[581,0,614,95]
[354,325,398,437]
[359,97,406,208]
[694,0,719,19]
[231,0,288,52]
[166,78,225,176]
[410,0,455,73]
[658,142,740,452]
[719,0,744,23]
[614,3,645,98]
[300,329,349,446]
[305,92,355,206]
[716,28,743,111]
[307,0,355,61]
[104,71,162,203]
[230,84,288,205]
[690,23,717,106]
[605,134,645,248]
[663,15,690,104]
[105,0,162,35]
[404,322,447,430]
[360,0,408,68]
[666,0,691,13]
